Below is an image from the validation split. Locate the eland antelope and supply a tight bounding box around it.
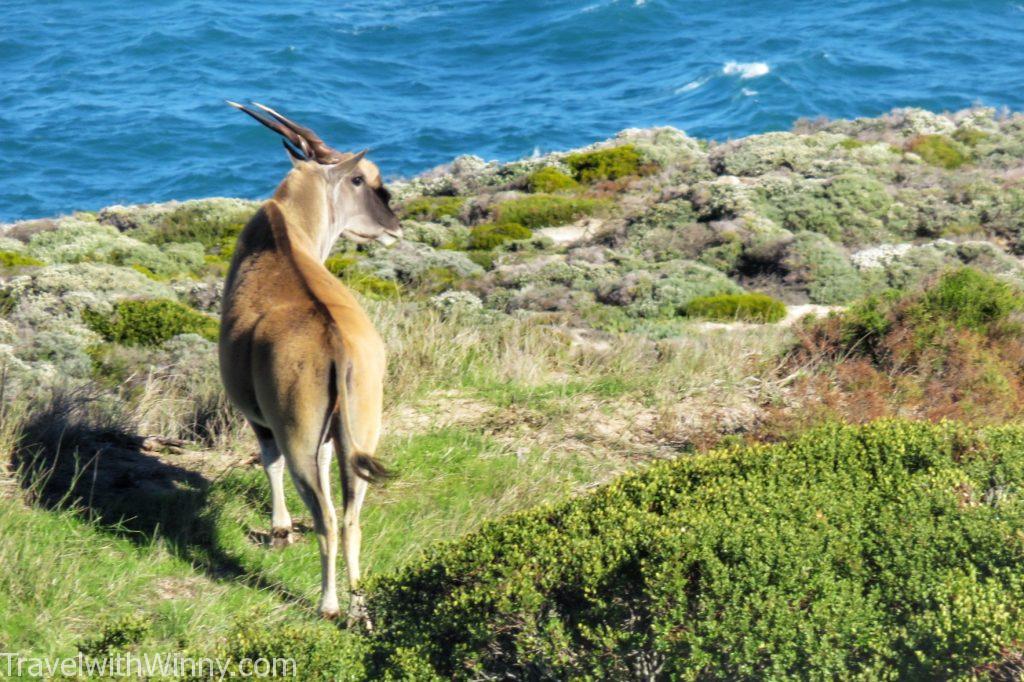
[219,101,401,624]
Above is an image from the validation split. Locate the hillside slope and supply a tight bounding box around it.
[232,421,1024,680]
[4,107,1024,678]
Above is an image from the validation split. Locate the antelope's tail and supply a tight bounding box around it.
[328,360,393,484]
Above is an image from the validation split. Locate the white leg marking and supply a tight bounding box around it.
[316,441,340,617]
[258,438,292,534]
[343,476,369,591]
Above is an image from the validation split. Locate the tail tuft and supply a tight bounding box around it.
[352,452,394,484]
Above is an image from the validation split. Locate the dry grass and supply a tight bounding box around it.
[368,301,793,457]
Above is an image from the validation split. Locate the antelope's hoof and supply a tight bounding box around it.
[270,526,297,549]
[347,593,373,631]
[320,607,341,621]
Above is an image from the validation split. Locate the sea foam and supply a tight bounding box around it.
[675,77,708,94]
[723,61,770,79]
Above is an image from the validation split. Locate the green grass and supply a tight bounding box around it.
[191,427,598,589]
[0,418,602,664]
[0,422,601,664]
[0,497,290,657]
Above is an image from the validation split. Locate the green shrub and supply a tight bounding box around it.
[417,266,463,294]
[793,268,1024,424]
[324,254,358,278]
[347,274,402,300]
[908,135,968,169]
[952,128,990,147]
[698,239,743,272]
[839,137,866,150]
[365,420,1024,679]
[0,251,43,268]
[82,299,219,346]
[713,131,845,176]
[918,267,1022,334]
[466,251,496,270]
[25,221,206,277]
[129,264,162,280]
[598,260,743,319]
[323,254,402,299]
[140,201,255,258]
[0,287,16,316]
[493,195,608,229]
[758,173,892,245]
[192,620,366,681]
[838,292,898,347]
[466,223,532,250]
[685,292,787,323]
[823,268,1021,364]
[78,613,151,657]
[401,196,465,222]
[565,144,644,183]
[526,167,579,193]
[781,231,866,304]
[361,241,484,284]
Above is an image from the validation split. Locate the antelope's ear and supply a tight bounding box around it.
[327,150,367,180]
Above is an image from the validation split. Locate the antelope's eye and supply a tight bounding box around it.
[351,176,364,187]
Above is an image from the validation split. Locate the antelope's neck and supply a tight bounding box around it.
[271,169,336,262]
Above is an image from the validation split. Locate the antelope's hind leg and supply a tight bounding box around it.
[254,424,294,549]
[341,458,372,629]
[281,433,341,619]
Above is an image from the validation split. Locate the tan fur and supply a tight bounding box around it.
[220,157,395,623]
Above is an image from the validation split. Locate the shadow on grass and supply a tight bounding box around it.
[9,386,309,609]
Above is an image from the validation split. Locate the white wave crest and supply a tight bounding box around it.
[723,61,770,79]
[675,77,707,94]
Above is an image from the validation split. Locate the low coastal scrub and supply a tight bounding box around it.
[123,200,257,266]
[685,292,787,323]
[525,167,578,193]
[0,251,43,268]
[82,299,219,346]
[786,268,1024,426]
[324,256,403,299]
[359,420,1024,679]
[908,134,968,169]
[492,194,608,229]
[465,222,531,250]
[25,220,205,278]
[400,196,466,222]
[565,144,645,183]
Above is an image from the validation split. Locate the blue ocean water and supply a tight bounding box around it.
[3,1,1024,221]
